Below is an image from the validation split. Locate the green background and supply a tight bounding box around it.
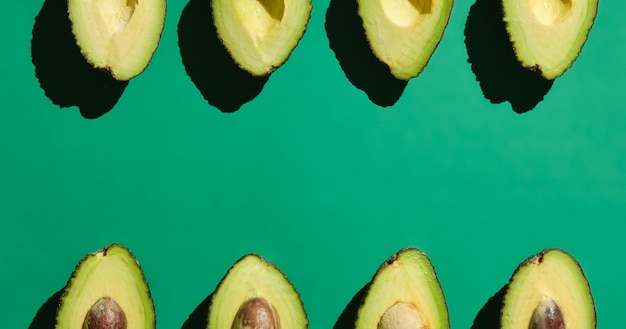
[2,0,624,329]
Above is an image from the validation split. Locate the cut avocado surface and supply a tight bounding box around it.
[68,0,166,81]
[355,248,449,329]
[212,0,312,76]
[501,249,596,329]
[502,0,598,79]
[357,0,453,80]
[56,244,155,329]
[208,254,307,329]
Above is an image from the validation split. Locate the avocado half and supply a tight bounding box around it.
[68,0,166,81]
[208,254,307,329]
[501,249,596,329]
[357,0,453,80]
[212,0,312,76]
[355,248,449,329]
[55,244,155,329]
[502,0,598,79]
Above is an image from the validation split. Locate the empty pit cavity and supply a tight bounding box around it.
[529,0,572,25]
[377,302,427,329]
[96,0,138,35]
[380,0,432,27]
[234,0,285,39]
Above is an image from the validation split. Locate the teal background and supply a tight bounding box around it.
[2,1,624,329]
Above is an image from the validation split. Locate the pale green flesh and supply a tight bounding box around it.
[55,245,154,329]
[355,248,449,329]
[502,0,598,79]
[212,0,312,76]
[68,0,166,80]
[501,249,596,329]
[357,0,453,80]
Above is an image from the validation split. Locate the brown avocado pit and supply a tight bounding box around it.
[83,297,127,329]
[530,298,565,329]
[377,302,427,329]
[232,297,280,329]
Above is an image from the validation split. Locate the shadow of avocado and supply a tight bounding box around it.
[325,0,407,107]
[464,0,553,113]
[333,282,369,329]
[31,0,128,119]
[181,293,212,329]
[178,0,269,113]
[28,288,63,329]
[470,284,507,329]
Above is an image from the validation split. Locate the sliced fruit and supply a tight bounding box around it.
[502,0,598,79]
[55,244,155,329]
[357,0,453,80]
[212,0,312,76]
[68,0,166,81]
[355,248,449,329]
[501,248,596,329]
[208,254,307,329]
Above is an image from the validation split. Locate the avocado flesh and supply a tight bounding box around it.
[212,0,312,76]
[501,249,596,329]
[55,244,155,329]
[502,0,598,79]
[208,254,307,329]
[68,0,166,81]
[357,0,453,80]
[355,248,449,329]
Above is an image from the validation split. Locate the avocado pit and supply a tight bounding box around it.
[232,297,280,329]
[377,302,428,329]
[83,297,127,329]
[529,298,565,329]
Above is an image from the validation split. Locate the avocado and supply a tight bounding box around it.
[501,249,596,329]
[502,0,598,79]
[55,244,155,329]
[208,254,307,329]
[212,0,312,76]
[355,248,449,329]
[357,0,453,80]
[68,0,166,81]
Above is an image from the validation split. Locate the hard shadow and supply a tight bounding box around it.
[178,0,269,113]
[28,288,63,329]
[181,293,212,329]
[464,0,553,113]
[325,0,407,107]
[31,0,128,119]
[333,282,369,329]
[470,284,507,329]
